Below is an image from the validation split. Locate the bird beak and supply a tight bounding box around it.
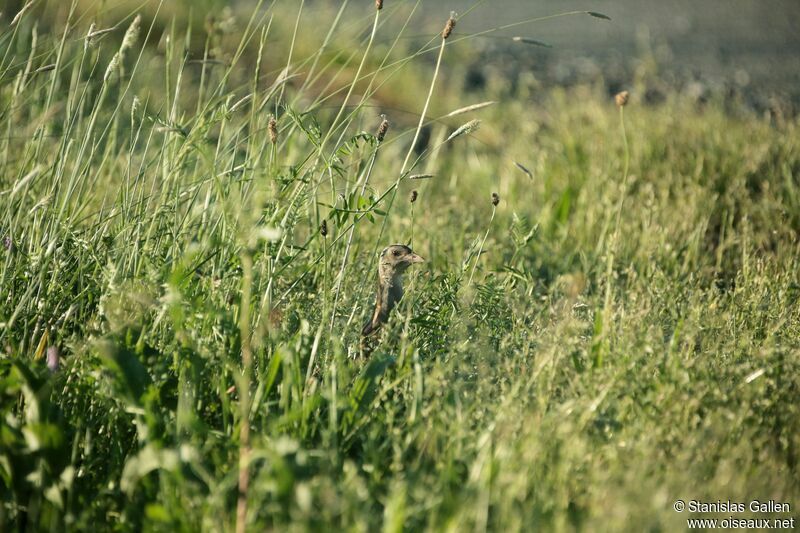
[409,253,425,264]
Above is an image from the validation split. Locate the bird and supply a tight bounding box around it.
[361,244,425,354]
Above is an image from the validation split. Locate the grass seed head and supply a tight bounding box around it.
[377,115,389,142]
[410,190,418,203]
[103,52,121,83]
[587,11,612,20]
[442,12,456,40]
[102,15,142,83]
[514,161,533,179]
[492,192,500,206]
[445,119,481,143]
[376,0,383,10]
[121,15,142,53]
[320,219,328,237]
[615,90,630,107]
[10,0,36,26]
[268,115,278,144]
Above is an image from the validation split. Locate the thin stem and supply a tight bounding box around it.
[236,253,254,533]
[329,138,382,330]
[467,206,496,288]
[410,201,415,246]
[599,106,630,366]
[277,0,304,106]
[400,39,447,175]
[364,34,447,292]
[613,106,630,233]
[316,9,381,160]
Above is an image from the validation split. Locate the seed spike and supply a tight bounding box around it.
[445,119,481,143]
[514,162,533,179]
[10,0,36,26]
[443,101,496,118]
[268,115,278,144]
[442,12,456,40]
[377,114,389,142]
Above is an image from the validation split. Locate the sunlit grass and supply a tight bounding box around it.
[1,1,799,531]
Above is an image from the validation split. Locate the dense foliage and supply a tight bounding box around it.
[1,1,798,530]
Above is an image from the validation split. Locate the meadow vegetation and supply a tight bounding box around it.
[1,1,799,531]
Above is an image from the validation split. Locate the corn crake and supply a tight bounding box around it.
[360,244,424,355]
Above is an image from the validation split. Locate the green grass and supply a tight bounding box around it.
[1,1,799,531]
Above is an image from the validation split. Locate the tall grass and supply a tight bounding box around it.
[1,1,799,531]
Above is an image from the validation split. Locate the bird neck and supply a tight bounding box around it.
[378,266,404,312]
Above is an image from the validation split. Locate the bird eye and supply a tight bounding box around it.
[392,250,401,257]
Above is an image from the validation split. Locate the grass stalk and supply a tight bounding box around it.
[236,253,254,533]
[467,201,497,288]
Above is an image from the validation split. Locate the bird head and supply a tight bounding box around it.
[378,244,424,280]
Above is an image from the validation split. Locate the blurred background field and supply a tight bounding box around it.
[1,0,798,531]
[5,0,800,109]
[439,0,800,103]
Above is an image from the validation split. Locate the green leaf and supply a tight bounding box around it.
[120,444,180,494]
[343,356,394,437]
[98,339,153,407]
